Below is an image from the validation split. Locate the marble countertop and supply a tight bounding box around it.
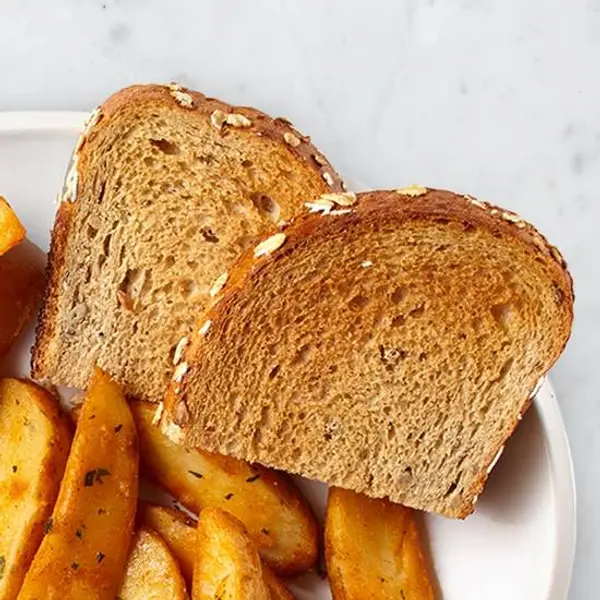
[0,0,597,597]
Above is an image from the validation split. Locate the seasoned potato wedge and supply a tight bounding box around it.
[18,368,139,600]
[118,526,188,600]
[325,487,435,600]
[193,507,269,600]
[0,196,26,255]
[0,240,44,358]
[138,503,197,584]
[139,503,295,599]
[0,379,71,600]
[132,401,317,575]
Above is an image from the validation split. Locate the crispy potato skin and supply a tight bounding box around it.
[325,487,436,600]
[139,503,295,600]
[0,379,71,600]
[0,197,26,256]
[0,240,44,358]
[118,526,188,600]
[132,400,318,576]
[17,368,139,600]
[138,503,197,584]
[193,508,270,600]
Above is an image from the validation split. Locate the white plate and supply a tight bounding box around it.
[0,112,576,600]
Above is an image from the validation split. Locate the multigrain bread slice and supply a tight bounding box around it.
[162,187,573,518]
[32,84,342,401]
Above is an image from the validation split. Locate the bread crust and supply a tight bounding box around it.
[165,188,574,518]
[31,83,343,381]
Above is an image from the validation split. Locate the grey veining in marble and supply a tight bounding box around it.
[0,1,599,597]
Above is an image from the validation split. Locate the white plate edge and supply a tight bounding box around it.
[0,110,577,599]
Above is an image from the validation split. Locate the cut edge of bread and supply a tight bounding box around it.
[31,83,344,395]
[161,187,573,519]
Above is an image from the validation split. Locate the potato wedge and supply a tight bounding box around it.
[193,507,269,600]
[0,239,44,358]
[0,379,71,600]
[118,526,188,600]
[132,400,317,575]
[139,503,295,600]
[18,368,139,600]
[0,196,26,255]
[325,487,435,600]
[138,503,197,584]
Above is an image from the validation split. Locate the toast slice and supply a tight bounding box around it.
[163,188,573,518]
[32,84,342,401]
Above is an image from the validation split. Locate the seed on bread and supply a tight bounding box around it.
[395,184,428,197]
[328,209,353,216]
[313,153,327,166]
[63,155,80,203]
[172,362,189,383]
[465,195,486,209]
[152,402,165,426]
[319,192,357,207]
[210,109,252,131]
[322,171,335,186]
[501,211,523,224]
[168,83,194,109]
[305,199,334,214]
[199,320,212,336]
[209,272,228,298]
[284,132,301,147]
[254,232,287,258]
[360,260,373,268]
[173,336,189,366]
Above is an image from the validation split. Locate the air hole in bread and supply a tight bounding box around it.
[298,411,306,420]
[164,256,175,268]
[434,218,450,225]
[102,233,112,257]
[391,315,405,327]
[348,294,369,311]
[241,159,253,168]
[250,193,281,223]
[387,423,396,440]
[150,138,181,155]
[269,365,280,379]
[201,227,219,243]
[328,364,338,374]
[418,352,428,362]
[119,268,149,300]
[291,344,313,366]
[379,345,408,370]
[197,153,214,165]
[409,305,425,319]
[179,279,197,300]
[445,479,458,497]
[436,244,450,251]
[390,286,406,304]
[490,302,513,329]
[86,224,98,240]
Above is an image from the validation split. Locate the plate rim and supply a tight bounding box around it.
[0,110,577,599]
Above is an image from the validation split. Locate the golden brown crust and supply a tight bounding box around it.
[165,188,574,519]
[31,83,343,380]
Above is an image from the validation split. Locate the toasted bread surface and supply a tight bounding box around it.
[164,188,573,518]
[32,84,342,401]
